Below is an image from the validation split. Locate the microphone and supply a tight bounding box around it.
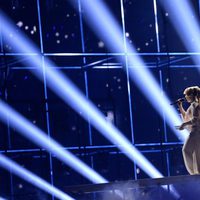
[170,98,185,105]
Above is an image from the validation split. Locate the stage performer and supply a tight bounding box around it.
[177,86,200,174]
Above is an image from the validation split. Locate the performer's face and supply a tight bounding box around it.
[185,94,194,103]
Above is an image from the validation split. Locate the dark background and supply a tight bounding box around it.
[0,0,199,199]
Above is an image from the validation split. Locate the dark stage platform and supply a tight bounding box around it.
[65,175,200,200]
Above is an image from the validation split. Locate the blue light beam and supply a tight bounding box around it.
[160,0,200,64]
[0,197,7,200]
[0,153,74,200]
[74,0,188,142]
[1,11,167,179]
[0,100,107,184]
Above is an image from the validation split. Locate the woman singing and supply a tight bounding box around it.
[177,86,200,174]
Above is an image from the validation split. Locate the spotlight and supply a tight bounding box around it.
[160,0,200,64]
[0,153,74,200]
[0,11,174,181]
[0,100,107,184]
[0,7,180,198]
[74,0,188,141]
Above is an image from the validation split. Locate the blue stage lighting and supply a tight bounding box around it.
[0,100,107,184]
[0,197,7,200]
[161,0,200,61]
[74,0,188,142]
[0,153,74,200]
[0,12,175,182]
[0,5,181,199]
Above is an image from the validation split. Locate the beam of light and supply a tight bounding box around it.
[68,1,181,198]
[0,12,165,180]
[0,100,107,184]
[0,13,180,200]
[74,0,188,142]
[0,197,7,200]
[160,0,200,65]
[0,153,74,200]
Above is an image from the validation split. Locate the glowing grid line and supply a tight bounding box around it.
[0,11,164,179]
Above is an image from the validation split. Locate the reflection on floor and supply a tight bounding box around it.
[65,175,200,200]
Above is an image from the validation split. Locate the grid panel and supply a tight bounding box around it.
[0,0,199,199]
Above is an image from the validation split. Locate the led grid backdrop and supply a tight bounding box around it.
[1,0,200,199]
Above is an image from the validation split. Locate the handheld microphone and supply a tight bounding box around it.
[170,98,185,105]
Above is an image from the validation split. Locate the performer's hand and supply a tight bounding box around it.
[178,124,185,130]
[175,124,185,130]
[177,98,183,107]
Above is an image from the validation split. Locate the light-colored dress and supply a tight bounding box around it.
[182,102,200,174]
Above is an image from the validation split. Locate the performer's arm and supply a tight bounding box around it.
[179,104,200,130]
[177,100,186,120]
[178,120,192,130]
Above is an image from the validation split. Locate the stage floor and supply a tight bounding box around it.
[65,175,200,200]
